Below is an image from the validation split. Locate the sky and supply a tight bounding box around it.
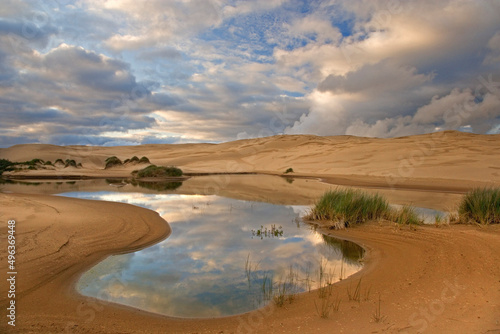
[0,0,499,147]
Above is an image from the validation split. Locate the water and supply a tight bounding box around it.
[59,191,364,318]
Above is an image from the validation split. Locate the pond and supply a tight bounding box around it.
[58,190,365,318]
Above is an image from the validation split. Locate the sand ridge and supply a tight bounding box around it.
[1,131,499,185]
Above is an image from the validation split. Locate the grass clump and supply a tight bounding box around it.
[308,189,424,228]
[372,293,386,323]
[136,165,183,178]
[390,205,423,225]
[458,188,500,224]
[284,167,294,174]
[105,156,123,169]
[308,189,389,228]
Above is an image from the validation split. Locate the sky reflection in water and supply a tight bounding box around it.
[61,191,364,318]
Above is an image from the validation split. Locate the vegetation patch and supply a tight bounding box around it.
[284,167,294,174]
[136,165,183,178]
[308,189,423,228]
[390,205,423,225]
[138,156,150,164]
[108,156,150,168]
[64,159,77,168]
[0,159,14,175]
[308,189,390,228]
[104,156,123,169]
[458,187,500,224]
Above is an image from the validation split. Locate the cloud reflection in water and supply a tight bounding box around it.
[64,192,364,318]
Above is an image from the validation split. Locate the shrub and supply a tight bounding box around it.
[136,165,183,178]
[458,188,500,224]
[64,159,77,168]
[44,161,53,166]
[25,158,44,166]
[285,168,294,174]
[139,156,150,164]
[0,159,13,175]
[124,156,140,164]
[105,156,123,169]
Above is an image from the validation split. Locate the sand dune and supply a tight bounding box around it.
[1,131,500,333]
[1,131,499,187]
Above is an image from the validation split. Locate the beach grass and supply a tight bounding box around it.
[458,187,500,225]
[308,189,424,227]
[390,205,423,225]
[308,189,390,227]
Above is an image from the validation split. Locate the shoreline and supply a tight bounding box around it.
[1,188,499,333]
[3,170,496,192]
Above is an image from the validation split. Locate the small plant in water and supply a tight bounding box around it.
[251,224,284,239]
[273,266,299,307]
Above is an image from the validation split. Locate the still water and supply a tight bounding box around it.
[59,190,364,318]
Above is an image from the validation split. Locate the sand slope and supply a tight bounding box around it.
[1,131,499,186]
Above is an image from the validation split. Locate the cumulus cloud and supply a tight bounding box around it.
[284,0,500,137]
[0,0,499,147]
[344,89,500,137]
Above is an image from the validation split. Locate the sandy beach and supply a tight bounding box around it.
[1,132,500,333]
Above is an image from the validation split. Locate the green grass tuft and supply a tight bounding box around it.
[308,189,423,228]
[390,205,423,225]
[458,188,500,224]
[308,189,389,227]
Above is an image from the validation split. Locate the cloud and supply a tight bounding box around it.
[318,60,433,96]
[344,89,500,137]
[284,0,500,137]
[0,0,499,147]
